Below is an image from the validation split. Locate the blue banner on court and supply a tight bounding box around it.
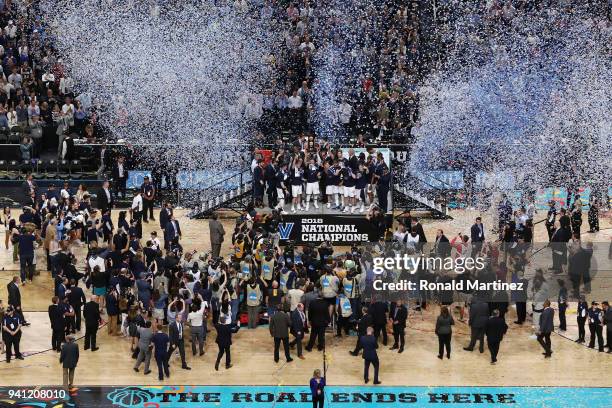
[3,385,608,407]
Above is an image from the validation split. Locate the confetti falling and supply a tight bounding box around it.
[409,3,612,192]
[310,0,413,142]
[41,0,279,172]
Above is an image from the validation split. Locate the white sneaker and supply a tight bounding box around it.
[291,209,296,213]
[305,204,310,211]
[314,202,319,209]
[359,207,365,213]
[327,203,331,209]
[281,210,288,215]
[343,207,349,213]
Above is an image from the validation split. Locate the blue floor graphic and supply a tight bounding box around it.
[2,385,610,407]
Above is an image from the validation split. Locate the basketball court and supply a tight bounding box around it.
[1,209,610,407]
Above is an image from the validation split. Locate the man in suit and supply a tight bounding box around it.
[558,208,571,230]
[111,156,128,199]
[470,216,485,256]
[434,229,451,258]
[215,322,233,371]
[305,291,330,352]
[151,324,170,380]
[252,160,265,207]
[18,228,38,283]
[59,335,79,388]
[270,305,293,363]
[551,221,572,274]
[464,299,489,353]
[66,280,87,331]
[48,296,65,351]
[265,160,278,209]
[375,166,391,213]
[96,180,114,214]
[134,321,153,374]
[164,214,181,251]
[7,277,28,325]
[350,306,372,356]
[21,173,36,206]
[537,300,555,358]
[159,201,173,232]
[347,148,359,171]
[60,133,75,161]
[389,300,408,353]
[485,309,508,364]
[360,327,381,384]
[83,295,100,351]
[141,176,156,223]
[290,303,306,359]
[369,298,388,346]
[410,219,427,249]
[208,213,225,258]
[168,314,190,370]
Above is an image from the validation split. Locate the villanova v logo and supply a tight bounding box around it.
[278,223,294,240]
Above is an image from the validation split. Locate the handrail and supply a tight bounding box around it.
[193,167,252,195]
[408,169,456,191]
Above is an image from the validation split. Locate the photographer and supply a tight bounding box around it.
[210,269,228,325]
[242,275,264,329]
[343,267,362,321]
[187,293,208,356]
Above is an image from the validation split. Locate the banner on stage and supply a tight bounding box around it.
[278,214,382,244]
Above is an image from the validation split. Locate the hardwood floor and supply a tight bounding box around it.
[0,208,610,387]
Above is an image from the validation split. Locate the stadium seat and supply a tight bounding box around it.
[70,159,83,179]
[20,160,33,177]
[6,160,20,180]
[57,160,70,179]
[44,159,58,179]
[7,131,20,144]
[32,160,46,180]
[0,128,8,143]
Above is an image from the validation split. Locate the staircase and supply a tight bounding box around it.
[187,168,253,219]
[393,169,453,219]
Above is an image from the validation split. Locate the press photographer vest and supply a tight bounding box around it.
[246,284,261,307]
[234,241,245,259]
[280,270,291,293]
[338,296,352,317]
[320,274,337,298]
[261,259,275,281]
[240,261,251,278]
[343,277,359,299]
